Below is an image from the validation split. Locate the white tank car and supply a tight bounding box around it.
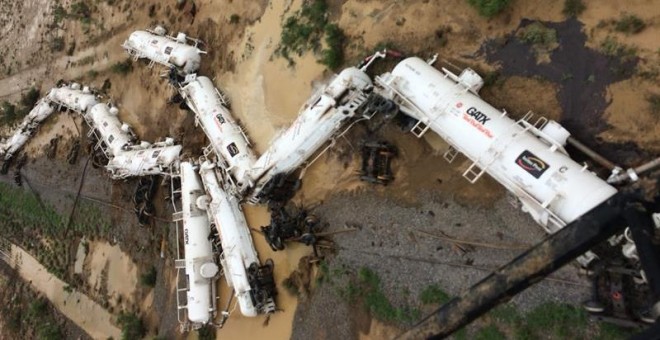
[46,83,98,114]
[106,142,182,179]
[85,103,135,157]
[123,27,202,74]
[179,75,257,188]
[0,99,55,160]
[178,161,220,325]
[199,161,276,317]
[247,67,373,203]
[375,57,617,241]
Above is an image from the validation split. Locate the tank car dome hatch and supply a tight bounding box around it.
[540,120,571,147]
[153,25,167,36]
[176,32,187,44]
[109,107,119,115]
[70,83,81,90]
[457,68,484,93]
[82,86,91,94]
[200,262,219,279]
[196,195,210,211]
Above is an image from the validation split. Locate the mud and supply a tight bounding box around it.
[483,18,649,164]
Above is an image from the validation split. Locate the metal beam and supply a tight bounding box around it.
[399,192,631,339]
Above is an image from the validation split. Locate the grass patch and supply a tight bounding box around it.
[515,302,588,339]
[419,284,451,305]
[352,268,420,324]
[614,14,646,34]
[563,0,586,18]
[467,0,511,18]
[0,182,111,279]
[475,324,506,340]
[1,87,40,125]
[110,59,133,74]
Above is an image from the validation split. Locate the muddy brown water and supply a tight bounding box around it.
[482,18,651,165]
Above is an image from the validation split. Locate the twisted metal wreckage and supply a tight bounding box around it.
[0,25,658,337]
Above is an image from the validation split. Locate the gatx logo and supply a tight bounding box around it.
[466,107,490,125]
[515,150,549,179]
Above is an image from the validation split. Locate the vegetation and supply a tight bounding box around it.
[50,37,66,52]
[562,0,586,18]
[600,36,637,61]
[320,23,345,70]
[467,0,511,18]
[0,182,112,279]
[518,22,558,48]
[615,14,646,34]
[117,312,146,340]
[111,59,134,74]
[229,14,240,24]
[140,266,158,287]
[52,5,67,24]
[475,324,506,340]
[70,1,92,24]
[1,87,40,125]
[419,284,451,305]
[277,0,345,70]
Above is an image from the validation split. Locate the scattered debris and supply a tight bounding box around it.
[133,176,159,226]
[359,140,396,185]
[67,140,81,165]
[261,204,322,251]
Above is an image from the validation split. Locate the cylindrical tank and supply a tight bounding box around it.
[122,30,201,74]
[86,104,133,157]
[179,162,217,324]
[199,161,262,317]
[384,57,617,229]
[46,84,98,113]
[26,100,55,125]
[248,67,372,202]
[180,76,257,187]
[106,144,182,179]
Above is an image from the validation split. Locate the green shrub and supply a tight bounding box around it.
[229,14,240,24]
[467,0,511,18]
[320,24,344,70]
[615,14,646,34]
[139,266,157,287]
[53,5,67,24]
[117,312,145,340]
[475,324,506,340]
[20,87,40,108]
[563,0,586,17]
[37,322,63,340]
[519,22,557,47]
[110,59,133,74]
[600,36,637,61]
[50,37,66,52]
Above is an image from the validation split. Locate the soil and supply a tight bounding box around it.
[0,0,658,339]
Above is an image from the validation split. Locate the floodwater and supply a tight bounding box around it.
[482,18,646,164]
[219,0,326,155]
[86,241,138,306]
[210,1,331,338]
[9,243,121,339]
[216,204,311,339]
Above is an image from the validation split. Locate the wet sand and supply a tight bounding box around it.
[9,243,121,339]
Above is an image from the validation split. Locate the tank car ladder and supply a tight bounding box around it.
[462,111,548,183]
